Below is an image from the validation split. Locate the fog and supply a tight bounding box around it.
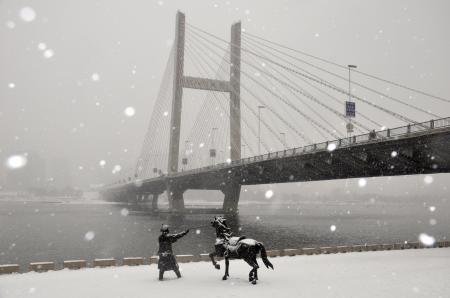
[1,0,449,194]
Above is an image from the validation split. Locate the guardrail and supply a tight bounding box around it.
[105,117,450,188]
[1,240,449,275]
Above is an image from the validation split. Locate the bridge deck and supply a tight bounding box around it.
[103,117,450,198]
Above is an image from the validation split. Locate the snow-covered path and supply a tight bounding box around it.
[1,248,449,298]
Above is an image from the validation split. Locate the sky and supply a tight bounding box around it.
[1,0,449,191]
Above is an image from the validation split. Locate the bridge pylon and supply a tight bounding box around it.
[166,11,242,212]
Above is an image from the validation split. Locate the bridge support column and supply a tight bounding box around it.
[222,183,241,213]
[167,187,185,212]
[151,194,159,210]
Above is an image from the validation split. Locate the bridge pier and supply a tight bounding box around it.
[167,186,185,212]
[222,183,241,213]
[151,194,159,210]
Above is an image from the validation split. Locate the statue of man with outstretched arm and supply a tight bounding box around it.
[157,224,189,281]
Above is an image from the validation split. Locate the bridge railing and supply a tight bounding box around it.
[177,117,450,176]
[105,117,450,187]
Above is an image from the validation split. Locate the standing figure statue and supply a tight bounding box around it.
[158,224,189,280]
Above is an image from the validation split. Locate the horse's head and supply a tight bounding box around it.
[211,216,231,238]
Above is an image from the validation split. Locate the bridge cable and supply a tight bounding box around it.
[242,31,450,105]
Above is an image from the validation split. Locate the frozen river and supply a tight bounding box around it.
[0,196,448,270]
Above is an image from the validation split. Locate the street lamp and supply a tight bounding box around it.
[258,105,265,155]
[210,127,218,165]
[346,65,357,136]
[280,132,286,149]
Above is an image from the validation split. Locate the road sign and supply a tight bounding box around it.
[345,101,356,117]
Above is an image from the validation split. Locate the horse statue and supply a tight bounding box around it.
[208,216,274,284]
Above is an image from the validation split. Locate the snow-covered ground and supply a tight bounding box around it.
[1,248,449,298]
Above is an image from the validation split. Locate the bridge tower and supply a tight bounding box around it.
[167,11,242,212]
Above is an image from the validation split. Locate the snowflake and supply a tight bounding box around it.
[358,178,367,188]
[264,189,274,199]
[84,231,95,241]
[124,107,135,117]
[418,233,435,246]
[6,155,27,169]
[99,160,106,167]
[19,7,36,22]
[423,175,433,184]
[391,151,398,157]
[8,83,15,89]
[120,208,129,216]
[37,42,47,51]
[43,49,55,58]
[330,225,336,232]
[91,73,100,81]
[327,143,337,152]
[195,229,201,235]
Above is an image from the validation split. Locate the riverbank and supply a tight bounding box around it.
[1,248,449,298]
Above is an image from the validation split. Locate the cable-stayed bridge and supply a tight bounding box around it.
[100,12,450,213]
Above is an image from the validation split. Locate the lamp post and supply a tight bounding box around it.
[346,65,357,137]
[280,132,286,149]
[210,127,218,165]
[258,105,265,155]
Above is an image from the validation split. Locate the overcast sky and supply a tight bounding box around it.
[1,0,449,193]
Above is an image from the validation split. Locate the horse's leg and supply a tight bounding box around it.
[209,252,220,270]
[253,256,259,280]
[222,257,230,280]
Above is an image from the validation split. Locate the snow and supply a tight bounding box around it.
[5,155,27,169]
[91,73,100,81]
[264,190,274,199]
[84,231,95,241]
[1,248,449,298]
[423,175,433,184]
[43,49,55,59]
[418,233,435,246]
[19,7,36,22]
[124,107,135,117]
[358,178,367,188]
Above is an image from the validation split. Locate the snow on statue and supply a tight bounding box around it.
[157,224,189,281]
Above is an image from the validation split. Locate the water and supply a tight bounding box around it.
[0,197,448,271]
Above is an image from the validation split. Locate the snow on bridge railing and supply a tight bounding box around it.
[170,117,450,177]
[105,117,450,186]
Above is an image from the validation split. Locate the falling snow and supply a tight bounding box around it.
[358,178,367,188]
[418,233,435,246]
[43,49,55,59]
[19,7,36,22]
[120,208,129,216]
[84,231,95,241]
[330,225,337,232]
[264,189,274,199]
[91,73,100,81]
[124,107,136,117]
[327,143,337,152]
[424,175,433,184]
[5,155,27,169]
[37,42,47,51]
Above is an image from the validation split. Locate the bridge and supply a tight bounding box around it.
[100,12,450,213]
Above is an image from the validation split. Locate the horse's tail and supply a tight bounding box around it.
[257,242,274,270]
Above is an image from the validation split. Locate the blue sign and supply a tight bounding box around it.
[345,101,355,117]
